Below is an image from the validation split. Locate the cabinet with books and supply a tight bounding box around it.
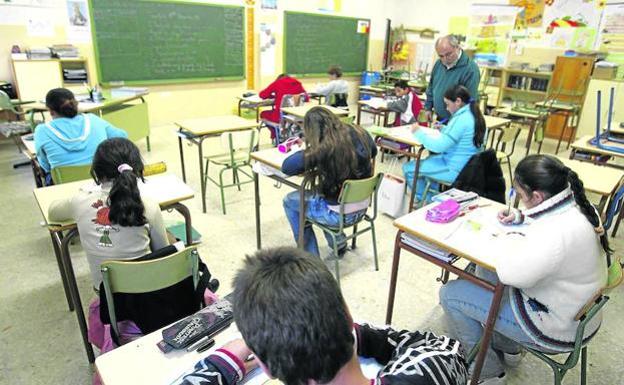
[11,58,90,101]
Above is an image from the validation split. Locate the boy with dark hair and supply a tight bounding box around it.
[387,80,424,126]
[173,247,468,385]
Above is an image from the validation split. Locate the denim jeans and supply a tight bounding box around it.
[439,267,553,379]
[282,190,365,257]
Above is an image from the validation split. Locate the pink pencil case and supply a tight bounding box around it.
[426,199,460,223]
[278,137,302,153]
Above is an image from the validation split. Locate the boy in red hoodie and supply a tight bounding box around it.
[259,73,308,139]
[387,80,424,126]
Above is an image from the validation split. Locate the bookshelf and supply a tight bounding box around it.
[10,58,90,101]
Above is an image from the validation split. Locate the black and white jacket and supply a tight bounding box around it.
[171,323,468,385]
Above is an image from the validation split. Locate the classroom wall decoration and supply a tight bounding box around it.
[89,0,245,84]
[598,2,624,79]
[467,4,521,67]
[510,0,545,29]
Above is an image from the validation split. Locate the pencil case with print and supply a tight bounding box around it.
[426,199,460,223]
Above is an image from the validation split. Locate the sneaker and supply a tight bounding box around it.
[503,351,525,368]
[469,372,506,385]
[326,245,348,261]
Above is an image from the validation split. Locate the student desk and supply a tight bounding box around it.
[236,95,274,122]
[534,101,580,154]
[494,106,544,156]
[359,84,394,99]
[357,99,393,127]
[175,115,259,213]
[24,91,151,150]
[19,133,46,187]
[386,200,507,385]
[250,148,311,250]
[606,123,624,135]
[33,174,195,363]
[558,157,624,213]
[280,104,348,120]
[569,135,624,169]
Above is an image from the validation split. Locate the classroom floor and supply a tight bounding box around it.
[1,119,624,385]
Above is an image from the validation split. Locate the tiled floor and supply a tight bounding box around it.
[1,118,623,385]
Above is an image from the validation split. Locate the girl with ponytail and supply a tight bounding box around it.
[402,84,486,200]
[439,154,609,383]
[34,88,127,184]
[48,137,169,287]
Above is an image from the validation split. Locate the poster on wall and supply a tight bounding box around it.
[543,0,602,34]
[65,0,90,42]
[260,0,277,10]
[260,23,277,76]
[26,15,54,36]
[467,4,521,66]
[598,2,624,79]
[510,0,545,29]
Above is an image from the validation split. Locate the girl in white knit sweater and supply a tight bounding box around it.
[439,155,610,385]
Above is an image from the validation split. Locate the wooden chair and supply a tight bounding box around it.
[308,173,383,286]
[490,123,521,181]
[100,246,201,341]
[522,255,623,385]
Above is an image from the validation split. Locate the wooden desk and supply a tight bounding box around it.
[280,104,348,119]
[494,106,544,155]
[250,148,310,250]
[386,200,507,385]
[357,99,392,127]
[236,95,274,122]
[535,101,580,154]
[19,134,46,187]
[359,85,394,99]
[558,157,624,212]
[484,115,511,131]
[175,115,258,213]
[605,122,624,135]
[25,91,151,150]
[570,135,624,167]
[367,125,424,211]
[33,174,195,363]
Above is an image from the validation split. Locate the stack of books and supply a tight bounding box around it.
[51,44,80,58]
[27,47,52,59]
[63,69,88,83]
[432,188,478,208]
[400,233,455,262]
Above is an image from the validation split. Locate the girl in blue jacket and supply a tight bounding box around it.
[403,85,486,199]
[34,88,127,182]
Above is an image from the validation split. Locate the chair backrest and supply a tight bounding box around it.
[144,161,167,176]
[603,179,624,231]
[492,124,521,153]
[0,90,17,113]
[574,255,623,321]
[330,93,349,108]
[101,246,200,338]
[51,164,92,184]
[338,173,383,204]
[220,129,259,163]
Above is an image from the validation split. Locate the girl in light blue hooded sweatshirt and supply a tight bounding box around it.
[34,88,127,182]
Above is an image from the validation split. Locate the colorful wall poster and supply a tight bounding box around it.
[467,4,521,66]
[510,0,546,29]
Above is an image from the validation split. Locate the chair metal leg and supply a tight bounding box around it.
[581,347,587,385]
[330,232,340,287]
[146,136,151,152]
[421,180,432,208]
[506,157,513,182]
[218,169,227,215]
[370,221,379,271]
[351,223,358,249]
[233,168,241,191]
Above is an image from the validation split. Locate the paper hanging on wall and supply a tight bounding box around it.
[26,15,54,36]
[510,0,545,29]
[357,20,370,34]
[65,0,91,42]
[543,0,602,33]
[260,0,277,10]
[259,23,277,76]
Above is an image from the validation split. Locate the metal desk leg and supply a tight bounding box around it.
[237,99,242,117]
[357,104,362,125]
[168,203,193,246]
[385,232,403,324]
[525,120,535,156]
[178,129,187,183]
[50,230,74,311]
[408,148,424,212]
[61,228,95,364]
[297,184,306,249]
[254,173,262,250]
[198,137,207,213]
[469,281,505,385]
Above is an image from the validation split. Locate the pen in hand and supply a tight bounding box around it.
[506,187,515,215]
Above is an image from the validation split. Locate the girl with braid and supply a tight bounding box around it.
[439,155,610,385]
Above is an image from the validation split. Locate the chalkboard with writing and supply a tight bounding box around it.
[89,0,245,84]
[284,12,369,76]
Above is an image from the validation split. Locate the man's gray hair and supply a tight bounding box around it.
[436,34,461,49]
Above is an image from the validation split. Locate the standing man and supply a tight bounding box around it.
[424,35,480,122]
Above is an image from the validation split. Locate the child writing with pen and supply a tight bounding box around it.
[402,84,486,200]
[439,155,609,384]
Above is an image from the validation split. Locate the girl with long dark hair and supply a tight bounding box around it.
[281,107,377,258]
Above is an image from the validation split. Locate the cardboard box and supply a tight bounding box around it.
[593,66,618,80]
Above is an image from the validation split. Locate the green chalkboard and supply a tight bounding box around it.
[89,0,245,84]
[284,12,369,76]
